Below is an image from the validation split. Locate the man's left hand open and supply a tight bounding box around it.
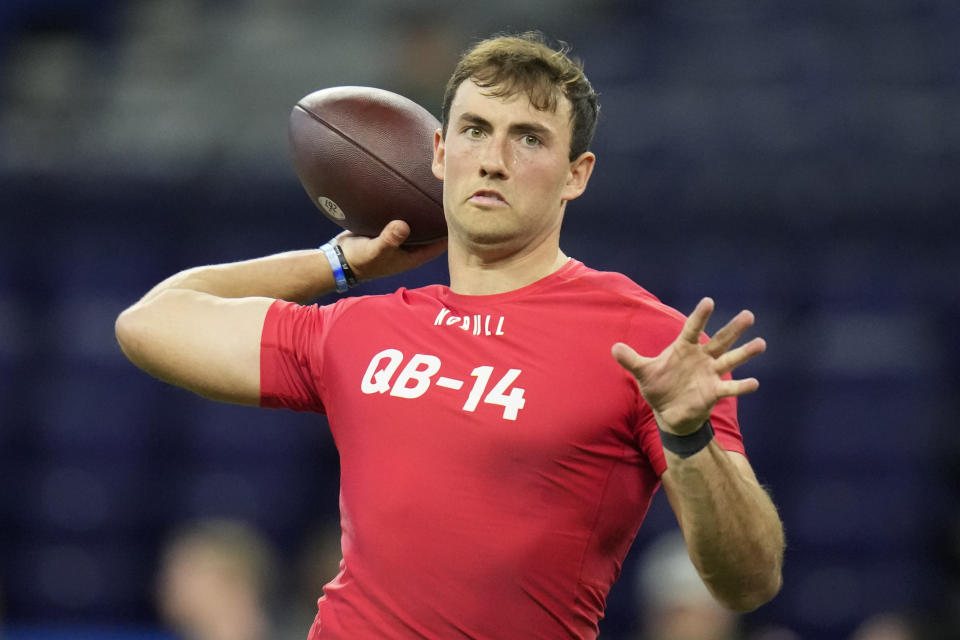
[611,297,766,436]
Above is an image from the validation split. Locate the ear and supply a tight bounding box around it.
[431,128,445,181]
[560,151,596,202]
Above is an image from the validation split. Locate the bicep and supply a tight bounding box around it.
[116,290,274,405]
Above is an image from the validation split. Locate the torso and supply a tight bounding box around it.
[259,259,743,639]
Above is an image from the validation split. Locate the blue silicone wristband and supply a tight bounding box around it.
[320,242,348,293]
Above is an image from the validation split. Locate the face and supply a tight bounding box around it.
[432,80,595,254]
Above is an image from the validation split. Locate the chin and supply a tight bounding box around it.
[449,217,517,247]
[464,224,524,249]
[469,229,516,246]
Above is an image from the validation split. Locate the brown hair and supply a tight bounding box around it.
[440,31,599,160]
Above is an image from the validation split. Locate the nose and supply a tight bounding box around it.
[478,136,509,179]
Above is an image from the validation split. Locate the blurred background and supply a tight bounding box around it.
[1,0,958,639]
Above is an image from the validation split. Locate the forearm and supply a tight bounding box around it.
[663,440,784,611]
[137,249,335,306]
[117,221,445,402]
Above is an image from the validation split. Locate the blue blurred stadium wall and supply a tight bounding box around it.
[1,1,958,639]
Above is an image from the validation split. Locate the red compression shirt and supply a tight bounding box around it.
[260,259,744,639]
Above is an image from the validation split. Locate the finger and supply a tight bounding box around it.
[713,337,767,375]
[336,220,409,276]
[705,309,755,357]
[716,376,760,397]
[333,228,356,242]
[378,220,411,248]
[679,297,715,344]
[611,342,651,377]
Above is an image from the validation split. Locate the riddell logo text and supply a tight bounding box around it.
[433,308,505,336]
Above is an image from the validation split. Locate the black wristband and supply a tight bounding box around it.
[332,243,359,288]
[658,420,715,458]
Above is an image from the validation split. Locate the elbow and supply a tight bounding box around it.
[115,303,152,366]
[114,306,138,358]
[717,570,783,613]
[115,302,171,381]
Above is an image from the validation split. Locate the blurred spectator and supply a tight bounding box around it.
[156,518,277,640]
[849,613,916,640]
[382,9,463,113]
[634,531,740,640]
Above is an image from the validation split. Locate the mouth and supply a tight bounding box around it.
[468,189,509,208]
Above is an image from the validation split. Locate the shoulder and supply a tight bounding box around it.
[275,285,449,328]
[559,261,683,316]
[558,260,688,347]
[553,259,649,297]
[334,284,446,313]
[309,284,447,312]
[263,285,449,354]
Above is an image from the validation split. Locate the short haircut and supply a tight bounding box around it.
[441,31,599,160]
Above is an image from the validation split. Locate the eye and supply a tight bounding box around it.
[521,134,541,147]
[465,127,484,139]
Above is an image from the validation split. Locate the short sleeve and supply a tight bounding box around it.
[259,299,328,413]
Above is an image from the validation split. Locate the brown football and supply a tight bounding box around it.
[288,86,446,244]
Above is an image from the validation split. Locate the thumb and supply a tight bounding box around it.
[611,342,650,378]
[378,220,411,249]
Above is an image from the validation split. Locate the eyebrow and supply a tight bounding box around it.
[458,112,554,139]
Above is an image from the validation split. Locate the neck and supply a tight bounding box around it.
[447,234,569,296]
